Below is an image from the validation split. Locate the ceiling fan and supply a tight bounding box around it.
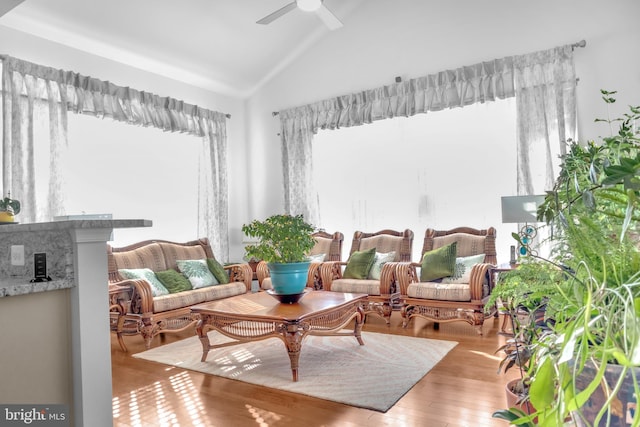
[257,0,343,30]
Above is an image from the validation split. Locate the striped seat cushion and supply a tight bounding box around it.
[407,282,470,302]
[152,282,247,313]
[330,279,381,295]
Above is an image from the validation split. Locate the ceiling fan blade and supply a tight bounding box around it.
[256,2,297,25]
[315,5,343,30]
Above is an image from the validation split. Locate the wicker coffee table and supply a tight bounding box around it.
[191,290,366,381]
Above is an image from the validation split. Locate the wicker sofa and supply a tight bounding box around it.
[108,238,253,350]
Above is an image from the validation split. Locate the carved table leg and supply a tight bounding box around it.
[281,327,304,382]
[196,316,211,362]
[354,305,365,345]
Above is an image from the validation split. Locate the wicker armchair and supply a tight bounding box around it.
[257,230,344,290]
[397,227,497,335]
[319,229,414,324]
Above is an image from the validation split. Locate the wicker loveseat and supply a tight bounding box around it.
[396,227,497,335]
[108,238,252,350]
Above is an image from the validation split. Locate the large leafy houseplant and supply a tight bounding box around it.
[242,214,316,263]
[494,91,640,426]
[242,214,317,296]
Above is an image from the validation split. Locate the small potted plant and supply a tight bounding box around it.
[486,261,563,424]
[0,194,21,223]
[242,214,316,296]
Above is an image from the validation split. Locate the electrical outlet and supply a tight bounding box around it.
[10,245,24,266]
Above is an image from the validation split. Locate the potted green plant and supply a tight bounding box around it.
[0,194,21,223]
[242,214,316,296]
[493,91,640,426]
[486,261,563,423]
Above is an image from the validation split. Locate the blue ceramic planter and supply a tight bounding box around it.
[267,261,310,295]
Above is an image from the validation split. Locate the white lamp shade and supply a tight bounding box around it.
[501,195,546,223]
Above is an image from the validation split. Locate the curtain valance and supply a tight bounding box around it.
[279,56,518,131]
[1,55,227,136]
[278,45,576,131]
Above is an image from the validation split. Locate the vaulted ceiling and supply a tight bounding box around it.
[0,0,365,98]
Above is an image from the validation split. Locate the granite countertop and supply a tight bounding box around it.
[0,277,75,297]
[0,219,152,233]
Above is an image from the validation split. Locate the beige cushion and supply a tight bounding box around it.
[310,237,331,256]
[407,282,471,302]
[359,235,404,260]
[112,243,167,272]
[152,282,247,313]
[431,233,487,258]
[158,242,207,270]
[331,278,381,295]
[262,277,273,290]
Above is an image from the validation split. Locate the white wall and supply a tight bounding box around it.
[246,0,640,258]
[0,26,250,261]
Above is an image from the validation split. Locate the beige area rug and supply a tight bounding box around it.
[133,331,457,412]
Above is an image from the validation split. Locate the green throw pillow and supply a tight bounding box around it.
[206,258,229,284]
[155,269,193,293]
[176,259,219,289]
[343,247,377,279]
[118,268,169,297]
[420,242,457,282]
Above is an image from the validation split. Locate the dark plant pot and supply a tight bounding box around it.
[505,379,536,419]
[267,261,310,295]
[572,362,639,427]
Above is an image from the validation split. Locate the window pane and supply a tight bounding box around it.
[64,114,201,246]
[312,98,518,264]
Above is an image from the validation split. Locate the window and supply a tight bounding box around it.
[62,114,202,246]
[312,98,518,264]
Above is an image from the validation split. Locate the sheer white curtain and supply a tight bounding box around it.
[280,113,319,225]
[514,45,577,195]
[279,44,578,221]
[1,58,68,222]
[1,55,230,259]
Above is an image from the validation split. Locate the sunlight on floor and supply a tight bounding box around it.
[468,349,503,362]
[112,371,206,426]
[214,347,264,378]
[245,403,283,427]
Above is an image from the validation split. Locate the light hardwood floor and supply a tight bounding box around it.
[111,310,517,427]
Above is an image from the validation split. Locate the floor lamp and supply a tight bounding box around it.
[500,195,546,264]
